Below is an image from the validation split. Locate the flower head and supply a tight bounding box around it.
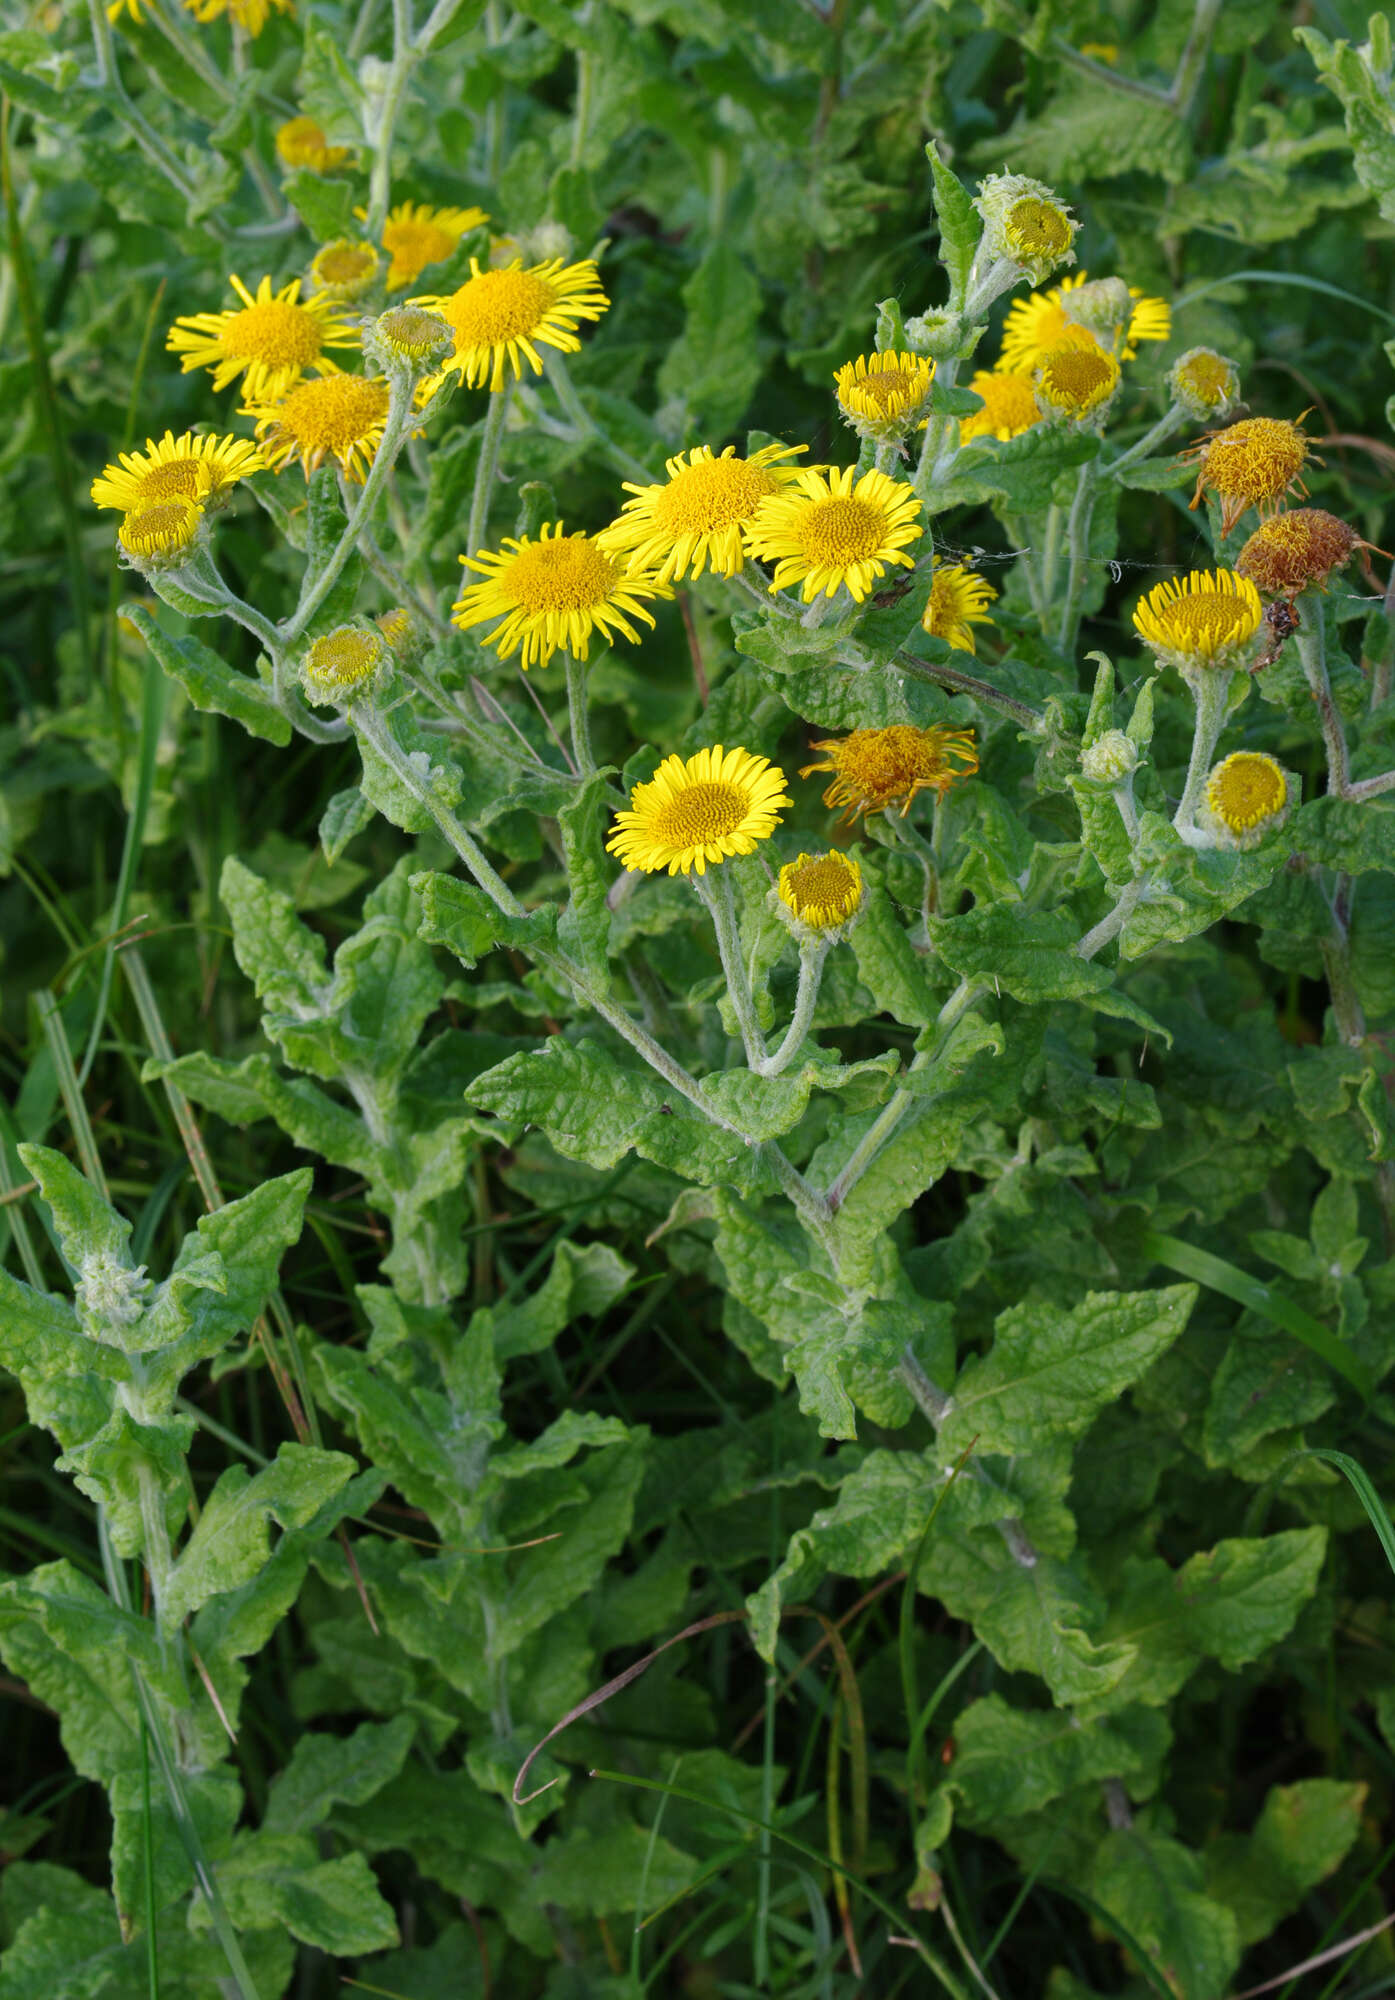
[960,369,1042,444]
[376,606,422,661]
[118,496,203,564]
[1168,347,1240,422]
[744,465,923,604]
[246,373,392,482]
[607,745,791,877]
[1200,751,1295,847]
[91,430,262,514]
[184,0,293,36]
[800,725,978,823]
[1034,339,1121,426]
[999,271,1170,370]
[1185,415,1314,536]
[453,522,670,670]
[413,256,608,394]
[776,851,864,936]
[922,559,997,655]
[301,626,389,706]
[596,443,806,585]
[309,239,380,301]
[1235,508,1368,598]
[76,1250,151,1345]
[833,351,936,442]
[377,201,489,290]
[974,173,1079,285]
[365,304,453,376]
[167,274,358,402]
[1133,568,1263,674]
[276,116,353,173]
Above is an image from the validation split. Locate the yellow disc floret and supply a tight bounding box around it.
[246,373,393,482]
[1034,339,1121,424]
[922,559,998,655]
[309,239,380,301]
[1236,508,1367,598]
[596,443,806,584]
[167,274,359,402]
[1185,415,1314,536]
[414,256,608,394]
[1133,568,1263,672]
[453,521,670,670]
[118,496,203,561]
[974,174,1079,285]
[833,352,935,440]
[606,745,791,877]
[301,626,388,705]
[91,430,263,514]
[777,851,864,932]
[1168,347,1240,422]
[800,725,978,823]
[378,202,489,290]
[744,465,923,604]
[960,370,1042,444]
[1205,751,1290,833]
[275,116,353,173]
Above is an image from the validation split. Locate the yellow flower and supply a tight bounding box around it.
[376,606,416,655]
[118,497,203,561]
[744,465,923,604]
[1204,751,1290,834]
[167,274,359,402]
[606,745,791,877]
[309,239,380,301]
[246,374,393,483]
[275,117,353,173]
[413,256,608,394]
[833,352,935,441]
[922,560,997,655]
[452,522,670,670]
[1132,569,1263,673]
[1185,415,1315,536]
[800,725,978,823]
[91,430,263,514]
[1034,339,1121,425]
[974,173,1079,285]
[1236,508,1369,597]
[372,201,490,290]
[1079,41,1118,60]
[107,0,145,21]
[596,443,806,584]
[777,851,864,933]
[999,271,1171,370]
[1168,347,1239,421]
[301,626,389,705]
[184,0,293,35]
[960,370,1042,444]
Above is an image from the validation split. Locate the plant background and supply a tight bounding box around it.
[5,0,1395,1995]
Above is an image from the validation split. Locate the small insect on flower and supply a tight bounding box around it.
[833,352,936,443]
[776,851,865,935]
[1132,569,1264,675]
[1185,415,1316,536]
[247,374,393,483]
[183,0,293,37]
[301,626,390,706]
[974,173,1079,286]
[1202,751,1294,844]
[597,443,806,584]
[800,725,978,824]
[453,522,671,670]
[999,271,1170,371]
[413,256,608,394]
[91,430,263,514]
[960,369,1042,444]
[167,274,359,403]
[606,745,792,877]
[744,465,923,604]
[1249,598,1301,676]
[275,116,354,174]
[309,239,381,302]
[1033,339,1121,426]
[1236,508,1374,599]
[118,496,203,564]
[922,559,998,655]
[374,202,490,290]
[1168,347,1240,422]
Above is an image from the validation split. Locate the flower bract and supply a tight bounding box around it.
[597,443,806,584]
[275,117,353,173]
[960,370,1042,443]
[413,257,608,393]
[922,559,997,655]
[777,851,864,933]
[167,274,358,402]
[301,626,389,705]
[833,352,935,440]
[800,725,978,823]
[453,522,670,669]
[1133,568,1263,673]
[1185,415,1314,536]
[1236,508,1367,597]
[370,304,454,369]
[118,497,203,562]
[377,202,490,290]
[744,465,923,603]
[606,745,791,877]
[246,374,393,482]
[91,430,263,514]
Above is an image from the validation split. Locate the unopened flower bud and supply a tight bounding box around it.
[1168,347,1241,422]
[301,625,389,706]
[1061,276,1132,346]
[974,173,1079,286]
[76,1249,152,1346]
[1080,730,1138,784]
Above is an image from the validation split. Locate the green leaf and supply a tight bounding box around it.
[656,240,762,436]
[413,868,559,967]
[468,1238,636,1362]
[208,1835,400,1954]
[1090,1830,1240,2000]
[555,772,614,994]
[926,148,980,305]
[263,1715,417,1835]
[852,882,940,1026]
[319,784,375,866]
[1205,1778,1366,1946]
[0,1562,154,1786]
[950,1694,1170,1825]
[123,607,291,746]
[1298,23,1395,222]
[16,1142,132,1273]
[927,904,1114,1004]
[162,1443,356,1628]
[283,167,356,242]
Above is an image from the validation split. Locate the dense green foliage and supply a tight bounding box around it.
[5,2,1395,1995]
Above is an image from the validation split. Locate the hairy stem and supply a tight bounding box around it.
[565,652,595,775]
[466,378,514,559]
[1057,456,1098,656]
[758,943,828,1076]
[697,868,767,1068]
[891,648,1046,735]
[1297,611,1352,797]
[1172,668,1232,843]
[282,375,418,646]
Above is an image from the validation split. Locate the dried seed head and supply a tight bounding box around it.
[1235,508,1367,597]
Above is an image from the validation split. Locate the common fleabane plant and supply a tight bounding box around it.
[6,2,1395,1995]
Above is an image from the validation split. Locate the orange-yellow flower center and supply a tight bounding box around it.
[441,267,556,348]
[133,459,206,503]
[1037,344,1117,413]
[652,456,782,534]
[1007,198,1072,258]
[839,362,928,415]
[802,725,979,818]
[315,244,376,286]
[499,534,620,613]
[647,780,752,850]
[797,496,890,565]
[1207,753,1287,831]
[1135,573,1263,661]
[1236,509,1361,595]
[1199,419,1308,506]
[272,375,390,453]
[121,500,198,552]
[305,627,384,692]
[221,300,324,367]
[1176,353,1232,405]
[780,852,861,925]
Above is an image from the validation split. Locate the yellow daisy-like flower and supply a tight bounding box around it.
[922,560,998,655]
[91,430,263,514]
[833,352,936,440]
[309,240,380,302]
[275,116,353,174]
[452,522,670,670]
[1132,569,1263,673]
[1034,340,1121,425]
[777,851,864,933]
[184,0,293,36]
[118,497,203,561]
[596,443,807,585]
[167,274,359,403]
[376,202,490,290]
[975,174,1079,286]
[413,256,608,394]
[1168,347,1240,422]
[301,626,389,706]
[1205,751,1290,834]
[1185,415,1315,537]
[376,606,415,654]
[999,271,1171,371]
[800,725,978,824]
[245,374,393,483]
[1236,508,1369,598]
[960,370,1042,444]
[606,745,791,877]
[744,465,923,604]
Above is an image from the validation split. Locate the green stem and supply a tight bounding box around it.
[1104,404,1184,481]
[697,868,767,1068]
[825,978,982,1212]
[364,0,416,240]
[758,943,827,1076]
[466,378,514,559]
[890,648,1046,735]
[1172,668,1232,842]
[282,374,417,646]
[1056,456,1097,655]
[1077,875,1146,961]
[544,351,652,482]
[565,651,595,775]
[570,44,593,168]
[914,357,960,499]
[353,705,526,915]
[1296,611,1351,797]
[1168,0,1222,113]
